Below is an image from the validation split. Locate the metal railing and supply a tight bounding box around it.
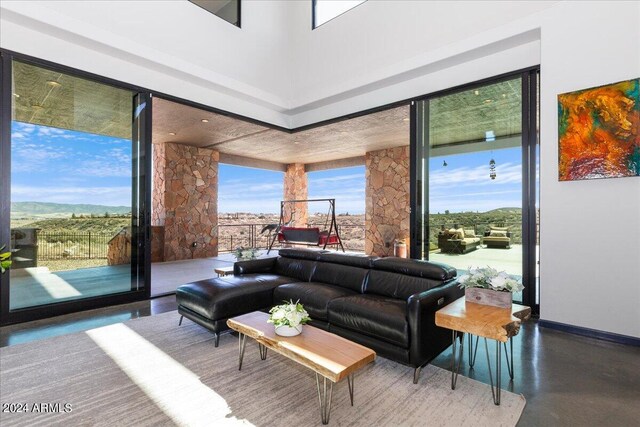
[218,223,365,253]
[37,231,111,260]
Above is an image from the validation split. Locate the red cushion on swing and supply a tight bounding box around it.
[318,233,339,245]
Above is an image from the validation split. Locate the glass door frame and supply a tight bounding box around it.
[0,50,152,325]
[409,67,540,313]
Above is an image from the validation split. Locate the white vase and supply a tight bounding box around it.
[465,288,512,308]
[275,324,303,336]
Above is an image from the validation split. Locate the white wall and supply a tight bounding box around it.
[1,0,639,337]
[0,0,293,126]
[538,1,640,338]
[287,0,556,125]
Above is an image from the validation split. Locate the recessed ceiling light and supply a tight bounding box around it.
[46,80,62,88]
[201,119,209,123]
[169,132,176,136]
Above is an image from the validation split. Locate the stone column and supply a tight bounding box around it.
[151,143,166,226]
[151,143,166,263]
[283,163,308,226]
[163,143,219,261]
[365,146,410,257]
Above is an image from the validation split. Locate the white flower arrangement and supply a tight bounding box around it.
[234,246,258,260]
[267,300,311,328]
[458,266,524,293]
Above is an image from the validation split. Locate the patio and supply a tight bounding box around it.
[430,244,525,277]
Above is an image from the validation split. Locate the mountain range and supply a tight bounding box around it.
[11,201,131,216]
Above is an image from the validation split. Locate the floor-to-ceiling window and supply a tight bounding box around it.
[411,69,539,309]
[1,54,150,324]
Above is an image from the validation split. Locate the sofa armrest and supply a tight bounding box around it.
[233,257,277,275]
[406,280,464,367]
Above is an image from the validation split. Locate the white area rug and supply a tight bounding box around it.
[0,311,525,426]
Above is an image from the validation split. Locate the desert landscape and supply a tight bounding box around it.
[10,202,534,272]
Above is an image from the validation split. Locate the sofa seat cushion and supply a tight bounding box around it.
[274,282,357,321]
[328,295,409,348]
[461,237,480,245]
[176,274,294,321]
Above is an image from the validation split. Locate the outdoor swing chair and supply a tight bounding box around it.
[266,198,345,254]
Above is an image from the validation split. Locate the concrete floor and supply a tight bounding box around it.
[429,244,529,276]
[1,295,638,426]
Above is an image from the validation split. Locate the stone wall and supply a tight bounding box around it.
[152,143,166,226]
[283,163,308,226]
[365,146,410,257]
[164,143,219,261]
[107,227,131,265]
[150,226,165,263]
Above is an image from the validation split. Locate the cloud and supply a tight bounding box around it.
[11,185,132,206]
[13,122,36,133]
[430,162,522,187]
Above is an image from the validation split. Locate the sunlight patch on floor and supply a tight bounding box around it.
[22,268,82,299]
[86,323,253,426]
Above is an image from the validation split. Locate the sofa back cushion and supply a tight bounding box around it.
[310,262,369,293]
[372,257,456,281]
[278,248,327,261]
[365,270,447,300]
[316,252,378,268]
[274,257,316,282]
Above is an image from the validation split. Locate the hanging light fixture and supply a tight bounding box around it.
[489,158,496,180]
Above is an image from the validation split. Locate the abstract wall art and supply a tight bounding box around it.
[558,78,640,181]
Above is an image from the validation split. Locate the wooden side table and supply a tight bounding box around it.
[214,266,234,277]
[435,297,531,405]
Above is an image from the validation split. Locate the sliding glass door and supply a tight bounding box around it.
[411,70,539,308]
[0,54,150,323]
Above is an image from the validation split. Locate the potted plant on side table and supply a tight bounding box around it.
[458,266,523,308]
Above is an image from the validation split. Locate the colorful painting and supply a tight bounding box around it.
[558,78,640,181]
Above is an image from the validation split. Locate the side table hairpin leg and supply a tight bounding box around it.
[451,330,464,389]
[503,337,514,380]
[468,334,479,368]
[484,338,501,405]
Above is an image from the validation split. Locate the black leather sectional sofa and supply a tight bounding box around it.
[176,249,463,382]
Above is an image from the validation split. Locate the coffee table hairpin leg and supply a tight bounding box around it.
[258,343,268,360]
[238,333,247,370]
[315,374,334,425]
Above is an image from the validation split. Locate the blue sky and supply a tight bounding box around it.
[428,147,523,213]
[11,122,132,207]
[11,121,525,215]
[218,164,365,214]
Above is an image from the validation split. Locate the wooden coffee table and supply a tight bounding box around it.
[227,311,376,424]
[435,297,531,405]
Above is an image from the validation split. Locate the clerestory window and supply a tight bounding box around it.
[313,0,366,29]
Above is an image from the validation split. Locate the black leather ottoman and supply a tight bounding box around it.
[175,274,293,346]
